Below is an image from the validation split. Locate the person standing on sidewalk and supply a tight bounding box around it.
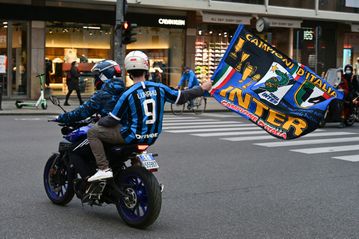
[64,61,83,106]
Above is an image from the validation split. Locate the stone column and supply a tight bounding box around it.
[30,21,45,99]
[185,11,197,69]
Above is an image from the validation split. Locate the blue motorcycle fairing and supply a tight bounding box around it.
[64,125,92,142]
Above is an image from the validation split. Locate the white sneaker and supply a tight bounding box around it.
[88,168,113,182]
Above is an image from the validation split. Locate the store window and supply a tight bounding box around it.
[319,0,359,13]
[214,0,264,4]
[45,22,112,96]
[269,0,314,9]
[0,20,29,98]
[194,27,236,81]
[0,21,7,97]
[126,26,185,87]
[11,21,28,96]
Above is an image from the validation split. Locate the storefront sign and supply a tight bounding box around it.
[303,30,314,41]
[202,12,251,25]
[268,18,302,28]
[158,18,185,26]
[127,13,186,29]
[0,55,6,74]
[351,24,359,33]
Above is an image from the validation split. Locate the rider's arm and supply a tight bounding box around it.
[57,92,102,123]
[162,80,212,105]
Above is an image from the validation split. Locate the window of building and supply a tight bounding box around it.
[319,0,359,13]
[126,26,185,87]
[45,22,112,96]
[269,0,314,9]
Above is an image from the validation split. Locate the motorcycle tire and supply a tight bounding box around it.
[43,153,74,205]
[116,166,162,229]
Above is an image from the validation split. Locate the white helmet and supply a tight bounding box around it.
[124,51,149,71]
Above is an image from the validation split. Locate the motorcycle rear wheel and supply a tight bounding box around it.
[116,166,162,229]
[43,153,74,205]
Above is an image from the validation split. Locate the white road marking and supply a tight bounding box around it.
[163,123,253,130]
[254,137,359,147]
[166,127,265,133]
[219,132,356,141]
[163,121,241,126]
[290,145,359,154]
[332,155,359,162]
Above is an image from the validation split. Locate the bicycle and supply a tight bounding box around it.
[171,96,207,115]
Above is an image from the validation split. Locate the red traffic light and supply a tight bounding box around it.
[123,21,129,30]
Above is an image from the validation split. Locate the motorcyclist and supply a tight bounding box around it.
[86,51,212,182]
[337,68,350,128]
[56,60,125,123]
[55,60,125,180]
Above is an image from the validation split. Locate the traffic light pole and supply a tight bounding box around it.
[115,0,126,79]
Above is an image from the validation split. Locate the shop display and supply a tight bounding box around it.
[195,40,229,81]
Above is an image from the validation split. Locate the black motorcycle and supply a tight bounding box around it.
[43,97,162,229]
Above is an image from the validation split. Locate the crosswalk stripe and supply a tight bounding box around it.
[290,145,359,154]
[163,116,198,120]
[163,120,241,126]
[166,127,264,133]
[332,155,359,162]
[194,130,267,136]
[254,137,359,147]
[200,113,236,118]
[163,119,217,123]
[219,132,357,141]
[163,123,254,130]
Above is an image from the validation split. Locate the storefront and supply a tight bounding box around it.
[126,13,186,87]
[45,22,113,96]
[0,20,29,98]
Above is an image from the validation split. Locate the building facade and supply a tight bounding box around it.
[0,0,358,99]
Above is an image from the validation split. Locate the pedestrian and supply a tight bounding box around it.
[64,61,83,106]
[152,69,162,83]
[354,57,359,80]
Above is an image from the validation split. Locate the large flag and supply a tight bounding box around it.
[210,25,343,140]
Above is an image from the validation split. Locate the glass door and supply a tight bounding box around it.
[0,21,8,97]
[10,21,28,97]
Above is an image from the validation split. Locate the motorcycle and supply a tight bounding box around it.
[43,96,162,229]
[318,68,356,127]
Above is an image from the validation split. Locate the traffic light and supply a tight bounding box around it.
[122,21,137,45]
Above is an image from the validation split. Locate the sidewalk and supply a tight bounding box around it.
[0,97,228,115]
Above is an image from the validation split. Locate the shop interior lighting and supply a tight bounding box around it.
[3,25,7,28]
[3,21,7,25]
[219,33,222,36]
[209,31,213,34]
[198,30,202,35]
[83,26,101,30]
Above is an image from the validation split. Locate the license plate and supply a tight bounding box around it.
[137,153,159,170]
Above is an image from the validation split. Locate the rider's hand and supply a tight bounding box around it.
[200,80,212,91]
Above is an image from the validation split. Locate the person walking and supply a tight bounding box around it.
[64,61,83,106]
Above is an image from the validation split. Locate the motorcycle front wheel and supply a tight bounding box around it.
[116,166,162,229]
[43,153,74,205]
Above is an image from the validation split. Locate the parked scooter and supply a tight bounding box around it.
[15,73,47,110]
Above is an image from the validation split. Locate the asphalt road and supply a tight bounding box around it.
[1,113,359,239]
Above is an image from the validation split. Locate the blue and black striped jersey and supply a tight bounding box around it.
[110,81,180,144]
